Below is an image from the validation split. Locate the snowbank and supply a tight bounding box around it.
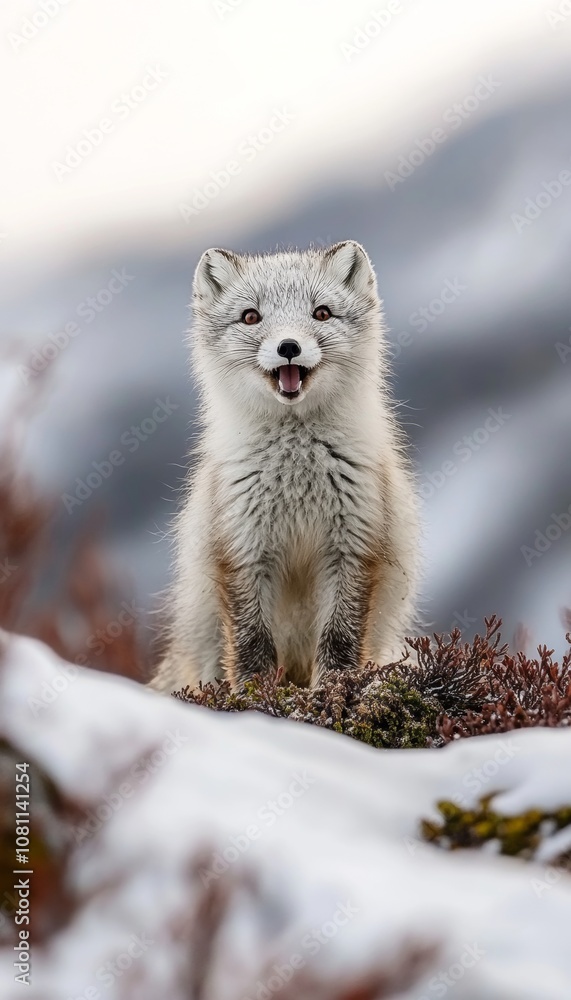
[1,633,571,999]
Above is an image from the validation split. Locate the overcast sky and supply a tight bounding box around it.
[1,0,569,263]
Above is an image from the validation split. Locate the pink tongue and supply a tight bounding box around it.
[279,364,301,393]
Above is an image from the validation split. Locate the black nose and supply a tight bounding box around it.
[277,339,301,361]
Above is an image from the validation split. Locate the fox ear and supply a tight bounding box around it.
[323,240,376,296]
[193,248,241,304]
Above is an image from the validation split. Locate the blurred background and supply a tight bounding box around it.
[1,0,570,667]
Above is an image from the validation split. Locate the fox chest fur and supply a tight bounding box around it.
[210,419,385,567]
[196,418,388,686]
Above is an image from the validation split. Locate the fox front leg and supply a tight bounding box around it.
[312,555,377,684]
[216,559,278,689]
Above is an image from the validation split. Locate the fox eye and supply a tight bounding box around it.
[241,309,261,325]
[313,305,332,321]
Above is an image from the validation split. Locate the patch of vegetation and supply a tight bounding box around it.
[175,666,440,749]
[174,618,571,749]
[421,795,571,868]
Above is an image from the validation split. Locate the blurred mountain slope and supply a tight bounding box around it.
[1,85,570,650]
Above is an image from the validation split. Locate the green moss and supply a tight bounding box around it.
[421,795,571,859]
[176,668,440,749]
[340,677,439,749]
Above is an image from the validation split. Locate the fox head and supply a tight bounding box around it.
[190,241,385,418]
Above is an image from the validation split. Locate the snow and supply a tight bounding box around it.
[1,632,571,998]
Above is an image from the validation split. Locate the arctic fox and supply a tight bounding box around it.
[150,241,419,693]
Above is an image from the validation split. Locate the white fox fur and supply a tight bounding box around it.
[150,241,420,692]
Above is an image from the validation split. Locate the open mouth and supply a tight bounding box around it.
[271,364,309,399]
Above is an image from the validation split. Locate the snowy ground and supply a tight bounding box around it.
[1,633,571,999]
